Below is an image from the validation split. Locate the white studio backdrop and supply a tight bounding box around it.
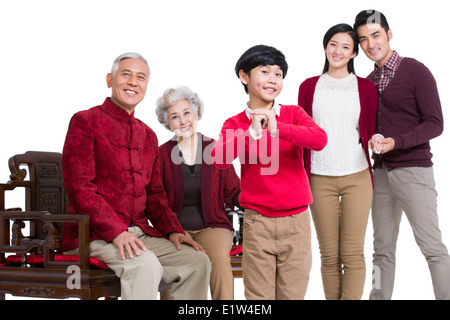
[0,0,449,300]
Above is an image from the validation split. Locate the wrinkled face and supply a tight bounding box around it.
[357,23,393,67]
[239,65,283,107]
[167,99,198,138]
[325,32,357,72]
[106,58,149,113]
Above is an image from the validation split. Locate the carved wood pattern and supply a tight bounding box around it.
[20,286,56,297]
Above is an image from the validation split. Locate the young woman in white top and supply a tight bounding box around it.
[298,23,378,300]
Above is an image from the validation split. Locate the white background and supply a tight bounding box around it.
[1,0,449,300]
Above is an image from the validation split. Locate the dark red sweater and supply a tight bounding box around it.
[298,75,378,185]
[368,58,443,169]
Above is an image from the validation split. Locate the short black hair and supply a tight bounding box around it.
[354,9,390,33]
[322,23,359,74]
[235,45,288,93]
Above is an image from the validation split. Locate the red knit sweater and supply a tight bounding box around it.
[212,104,327,217]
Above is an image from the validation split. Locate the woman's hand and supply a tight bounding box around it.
[169,232,206,253]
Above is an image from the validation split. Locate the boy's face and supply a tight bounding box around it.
[239,65,283,108]
[356,23,393,67]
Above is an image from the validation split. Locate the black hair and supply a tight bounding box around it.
[235,45,288,93]
[353,9,390,34]
[322,23,359,75]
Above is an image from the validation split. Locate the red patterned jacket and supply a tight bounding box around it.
[61,98,184,251]
[159,134,240,231]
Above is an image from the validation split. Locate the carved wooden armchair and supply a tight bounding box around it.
[0,151,169,300]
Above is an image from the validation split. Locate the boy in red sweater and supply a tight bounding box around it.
[212,45,327,299]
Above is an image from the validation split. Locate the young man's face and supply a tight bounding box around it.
[239,65,283,108]
[356,23,393,67]
[106,58,150,114]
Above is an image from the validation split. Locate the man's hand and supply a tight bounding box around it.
[369,136,395,154]
[113,231,147,260]
[169,232,205,253]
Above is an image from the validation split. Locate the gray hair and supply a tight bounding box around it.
[111,52,149,75]
[155,86,204,130]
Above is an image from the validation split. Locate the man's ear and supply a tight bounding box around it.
[238,69,249,85]
[106,73,113,88]
[387,29,393,41]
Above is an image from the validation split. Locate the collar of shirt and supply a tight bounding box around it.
[245,101,281,120]
[374,50,403,74]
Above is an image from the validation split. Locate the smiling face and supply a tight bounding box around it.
[106,58,149,114]
[167,99,198,139]
[239,65,283,109]
[325,32,357,75]
[356,23,393,67]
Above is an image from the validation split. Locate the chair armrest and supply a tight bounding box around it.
[0,181,31,211]
[0,211,90,269]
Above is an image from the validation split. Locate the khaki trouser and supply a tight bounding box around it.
[186,227,233,300]
[309,168,372,300]
[70,226,211,300]
[242,209,312,300]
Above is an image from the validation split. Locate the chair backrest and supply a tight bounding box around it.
[1,151,68,244]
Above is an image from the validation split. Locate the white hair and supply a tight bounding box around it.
[155,86,204,130]
[110,52,149,75]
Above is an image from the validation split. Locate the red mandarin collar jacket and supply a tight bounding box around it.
[61,98,184,252]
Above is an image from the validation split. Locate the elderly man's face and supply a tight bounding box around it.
[106,58,149,114]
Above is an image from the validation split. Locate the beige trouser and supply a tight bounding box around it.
[309,168,372,300]
[242,209,312,300]
[70,226,211,300]
[186,227,234,300]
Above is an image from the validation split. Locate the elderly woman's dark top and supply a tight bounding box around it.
[159,133,241,231]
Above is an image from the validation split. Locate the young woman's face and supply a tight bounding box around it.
[325,32,357,72]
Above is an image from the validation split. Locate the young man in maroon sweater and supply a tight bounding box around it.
[212,45,327,299]
[355,10,450,300]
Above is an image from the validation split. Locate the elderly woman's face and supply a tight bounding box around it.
[167,99,198,138]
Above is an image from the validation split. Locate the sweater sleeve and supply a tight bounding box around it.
[211,116,258,169]
[361,78,379,141]
[393,63,443,150]
[277,106,328,151]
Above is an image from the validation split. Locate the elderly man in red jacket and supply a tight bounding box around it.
[61,52,211,300]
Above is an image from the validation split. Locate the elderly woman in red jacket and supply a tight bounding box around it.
[156,85,241,300]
